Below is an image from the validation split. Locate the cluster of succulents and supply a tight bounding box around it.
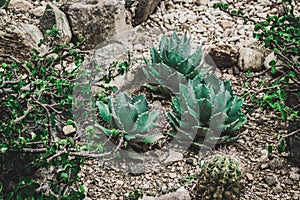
[167,74,247,149]
[197,154,242,200]
[143,32,209,94]
[97,31,246,154]
[96,92,165,151]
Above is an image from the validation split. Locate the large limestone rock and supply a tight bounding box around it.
[62,0,131,50]
[238,47,264,72]
[39,3,72,44]
[0,23,45,63]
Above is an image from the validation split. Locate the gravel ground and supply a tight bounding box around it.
[79,0,300,199]
[2,0,300,199]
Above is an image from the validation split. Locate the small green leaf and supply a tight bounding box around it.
[66,119,74,125]
[60,173,68,179]
[46,30,51,35]
[268,145,273,154]
[0,144,8,153]
[271,66,276,74]
[289,71,296,77]
[277,139,285,153]
[269,60,276,67]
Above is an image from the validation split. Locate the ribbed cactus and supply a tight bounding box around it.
[143,32,209,94]
[197,154,242,200]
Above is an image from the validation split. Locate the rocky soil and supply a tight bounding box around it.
[1,0,300,199]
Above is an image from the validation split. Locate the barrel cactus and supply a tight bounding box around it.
[143,32,209,94]
[197,154,242,200]
[167,74,246,149]
[96,92,165,151]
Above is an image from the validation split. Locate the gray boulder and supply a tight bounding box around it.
[0,23,45,63]
[62,0,130,50]
[39,2,72,44]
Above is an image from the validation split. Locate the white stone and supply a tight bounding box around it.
[63,125,76,136]
[238,47,264,72]
[31,6,46,17]
[8,0,33,12]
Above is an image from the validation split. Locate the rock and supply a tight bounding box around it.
[245,173,254,181]
[238,47,264,72]
[141,187,191,200]
[289,172,300,181]
[8,0,33,12]
[261,163,270,169]
[39,3,72,44]
[273,185,283,194]
[0,23,45,63]
[264,52,277,69]
[31,5,46,17]
[194,23,207,33]
[163,150,183,165]
[14,23,44,49]
[264,174,277,186]
[133,0,161,26]
[62,0,130,50]
[63,125,76,136]
[196,0,209,5]
[287,122,300,167]
[206,44,239,68]
[258,149,269,162]
[220,20,233,30]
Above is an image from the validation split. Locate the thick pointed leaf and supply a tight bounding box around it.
[97,101,112,124]
[213,90,231,114]
[132,94,148,114]
[204,74,221,92]
[228,97,244,117]
[198,98,212,123]
[166,111,180,127]
[98,126,114,137]
[208,111,228,133]
[224,80,233,95]
[150,48,162,64]
[143,133,165,144]
[132,110,159,133]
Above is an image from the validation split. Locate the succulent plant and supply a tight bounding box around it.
[197,154,242,200]
[167,74,246,149]
[143,32,209,94]
[96,92,165,151]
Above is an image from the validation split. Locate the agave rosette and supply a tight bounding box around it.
[143,32,208,94]
[167,74,247,148]
[96,92,164,147]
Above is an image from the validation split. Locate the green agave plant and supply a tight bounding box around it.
[143,32,209,94]
[167,74,246,149]
[197,154,242,200]
[96,92,165,150]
